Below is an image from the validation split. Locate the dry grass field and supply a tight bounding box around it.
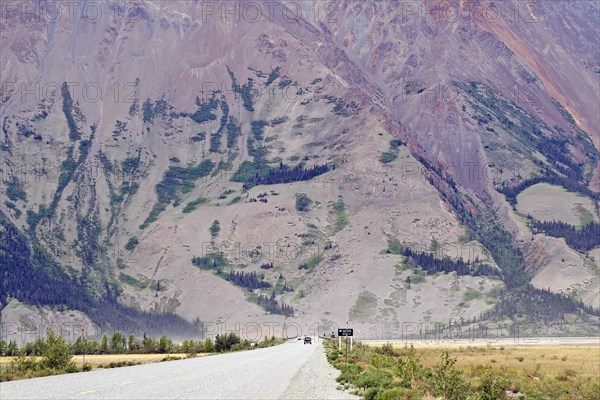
[0,353,199,370]
[516,183,598,226]
[328,340,600,399]
[417,346,598,378]
[362,341,599,379]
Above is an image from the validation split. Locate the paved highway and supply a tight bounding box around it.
[0,340,357,400]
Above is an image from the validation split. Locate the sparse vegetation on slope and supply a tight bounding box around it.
[330,199,349,233]
[141,160,214,228]
[0,211,201,337]
[182,196,208,213]
[379,139,404,164]
[295,193,312,212]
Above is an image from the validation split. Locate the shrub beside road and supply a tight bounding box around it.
[325,339,600,399]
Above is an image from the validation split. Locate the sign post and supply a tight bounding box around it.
[338,328,353,337]
[337,328,354,364]
[81,329,86,367]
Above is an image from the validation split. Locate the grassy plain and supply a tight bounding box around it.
[516,183,597,226]
[327,339,600,399]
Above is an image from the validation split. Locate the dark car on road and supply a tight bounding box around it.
[304,336,312,344]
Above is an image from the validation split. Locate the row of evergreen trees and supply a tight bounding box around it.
[405,286,600,339]
[241,162,331,188]
[256,292,294,316]
[387,240,499,278]
[192,255,293,316]
[528,219,600,252]
[223,270,271,290]
[260,262,274,269]
[499,169,599,206]
[0,331,274,358]
[478,285,600,322]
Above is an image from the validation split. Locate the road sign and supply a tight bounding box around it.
[338,328,353,337]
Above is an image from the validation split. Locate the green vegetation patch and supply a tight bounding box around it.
[209,220,220,238]
[330,199,349,233]
[463,287,482,302]
[155,160,215,205]
[348,291,378,322]
[297,253,323,272]
[5,176,26,202]
[124,237,139,251]
[295,193,312,212]
[192,252,228,270]
[379,139,404,164]
[182,196,208,213]
[140,160,214,228]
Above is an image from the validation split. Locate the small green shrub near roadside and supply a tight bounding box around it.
[323,339,599,399]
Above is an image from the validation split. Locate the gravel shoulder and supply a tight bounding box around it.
[281,341,358,400]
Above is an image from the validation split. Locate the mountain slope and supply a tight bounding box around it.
[1,0,598,337]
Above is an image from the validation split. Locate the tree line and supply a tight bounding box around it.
[0,331,279,359]
[256,292,294,316]
[387,239,499,278]
[499,169,599,206]
[0,330,282,381]
[240,162,331,188]
[528,219,600,252]
[478,285,600,323]
[223,270,271,290]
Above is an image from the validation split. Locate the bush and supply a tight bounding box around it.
[355,369,393,390]
[375,388,418,400]
[379,151,398,164]
[395,347,426,387]
[376,343,396,356]
[295,193,312,212]
[203,338,215,353]
[337,363,364,384]
[41,329,74,370]
[477,374,506,400]
[429,352,469,400]
[364,387,380,400]
[13,353,38,373]
[210,220,220,238]
[125,237,139,251]
[183,196,208,213]
[65,364,79,373]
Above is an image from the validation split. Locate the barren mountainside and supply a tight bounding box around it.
[0,0,599,339]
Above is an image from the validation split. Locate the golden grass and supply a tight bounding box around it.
[364,343,599,378]
[417,346,599,378]
[0,353,205,369]
[339,341,600,398]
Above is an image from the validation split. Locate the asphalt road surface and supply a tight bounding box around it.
[0,339,357,400]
